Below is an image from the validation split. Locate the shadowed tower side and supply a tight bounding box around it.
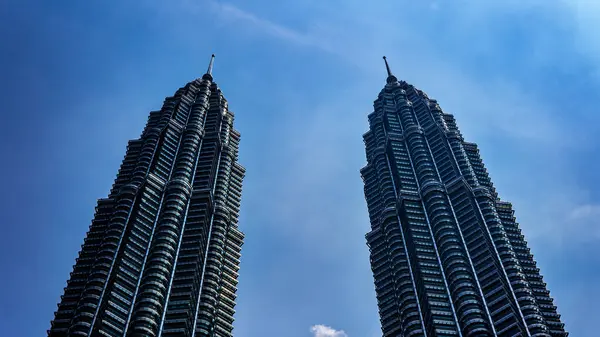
[49,55,246,337]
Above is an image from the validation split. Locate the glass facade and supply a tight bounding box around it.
[49,56,245,337]
[361,58,567,337]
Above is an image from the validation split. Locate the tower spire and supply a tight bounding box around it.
[382,56,398,84]
[383,56,392,77]
[202,54,215,81]
[207,54,215,75]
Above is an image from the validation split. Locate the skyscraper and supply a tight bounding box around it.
[49,55,246,337]
[361,57,567,337]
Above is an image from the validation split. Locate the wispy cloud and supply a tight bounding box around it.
[174,0,334,52]
[570,204,600,220]
[564,0,600,68]
[187,1,569,144]
[511,189,600,247]
[565,204,600,241]
[198,0,600,233]
[210,2,327,49]
[310,324,347,337]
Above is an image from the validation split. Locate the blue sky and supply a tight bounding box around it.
[1,0,599,336]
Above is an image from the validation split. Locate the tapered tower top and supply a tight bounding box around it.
[383,56,398,84]
[202,54,216,81]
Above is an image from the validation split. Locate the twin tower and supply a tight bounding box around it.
[49,56,568,337]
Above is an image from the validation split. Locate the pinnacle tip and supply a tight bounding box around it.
[205,53,216,77]
[383,55,395,80]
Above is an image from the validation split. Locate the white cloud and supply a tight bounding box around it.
[559,0,600,64]
[505,184,600,247]
[570,204,600,220]
[310,324,348,337]
[192,1,566,142]
[562,204,600,242]
[171,0,334,52]
[210,2,330,51]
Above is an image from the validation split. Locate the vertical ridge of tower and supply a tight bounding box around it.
[361,57,568,337]
[49,54,246,337]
